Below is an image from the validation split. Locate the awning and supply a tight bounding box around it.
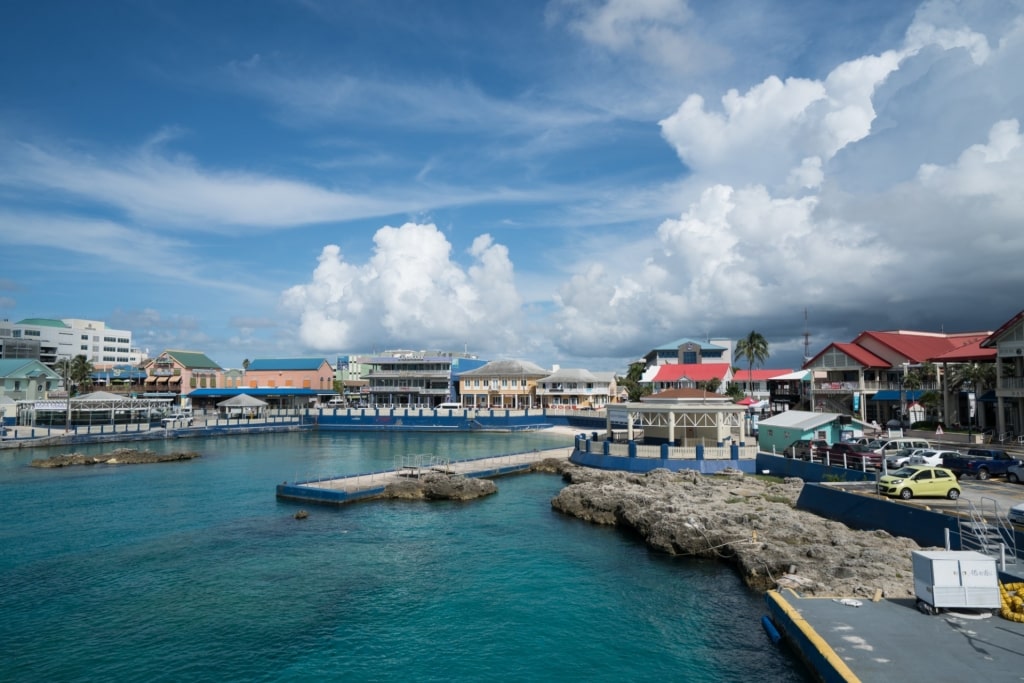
[168,376,182,383]
[870,390,924,401]
[156,376,169,384]
[145,376,157,384]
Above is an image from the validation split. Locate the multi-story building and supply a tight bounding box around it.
[365,350,486,408]
[336,354,373,404]
[459,359,549,409]
[142,350,223,397]
[0,318,143,367]
[243,358,335,392]
[535,367,616,409]
[643,363,733,394]
[642,337,733,367]
[804,329,994,426]
[981,310,1024,439]
[0,359,62,401]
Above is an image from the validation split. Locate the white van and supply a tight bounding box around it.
[869,437,931,457]
[436,402,463,410]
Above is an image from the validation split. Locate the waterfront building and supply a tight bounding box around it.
[643,362,733,394]
[732,368,794,402]
[981,309,1024,440]
[458,359,549,409]
[535,367,616,409]
[243,358,334,393]
[804,330,994,427]
[0,359,62,402]
[0,318,144,367]
[642,337,733,367]
[365,350,486,408]
[335,354,373,404]
[142,349,223,397]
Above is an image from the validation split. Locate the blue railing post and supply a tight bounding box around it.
[730,443,740,461]
[603,440,611,455]
[660,443,669,460]
[628,440,637,458]
[695,444,705,461]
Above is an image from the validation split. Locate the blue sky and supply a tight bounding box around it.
[2,0,1023,372]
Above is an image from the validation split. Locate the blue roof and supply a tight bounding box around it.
[870,390,925,401]
[247,358,330,371]
[651,338,726,352]
[92,365,147,380]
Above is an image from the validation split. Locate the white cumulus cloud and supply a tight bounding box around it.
[283,223,522,353]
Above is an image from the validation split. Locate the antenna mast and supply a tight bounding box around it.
[802,308,811,363]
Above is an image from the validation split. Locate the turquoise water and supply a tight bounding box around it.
[0,432,809,682]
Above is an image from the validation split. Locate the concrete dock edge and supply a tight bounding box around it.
[764,590,860,683]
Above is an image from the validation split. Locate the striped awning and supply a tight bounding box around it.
[156,376,170,383]
[168,375,182,383]
[145,376,157,383]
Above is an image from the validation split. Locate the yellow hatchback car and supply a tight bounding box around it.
[877,465,961,500]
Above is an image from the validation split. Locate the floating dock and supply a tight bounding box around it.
[276,448,571,506]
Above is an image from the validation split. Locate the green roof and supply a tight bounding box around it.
[161,350,223,370]
[0,359,62,378]
[15,318,69,328]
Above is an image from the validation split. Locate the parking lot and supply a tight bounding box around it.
[851,472,1024,523]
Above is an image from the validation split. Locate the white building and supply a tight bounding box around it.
[1,318,144,367]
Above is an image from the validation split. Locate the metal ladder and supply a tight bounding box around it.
[957,496,1018,565]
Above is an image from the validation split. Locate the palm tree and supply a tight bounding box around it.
[735,331,770,397]
[948,362,996,393]
[69,355,94,395]
[948,361,996,429]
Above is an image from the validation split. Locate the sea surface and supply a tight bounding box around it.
[0,431,810,682]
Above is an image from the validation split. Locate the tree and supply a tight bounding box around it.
[616,361,651,402]
[948,362,996,393]
[242,358,250,371]
[735,331,770,397]
[55,356,93,395]
[697,378,722,393]
[69,355,94,394]
[724,383,745,401]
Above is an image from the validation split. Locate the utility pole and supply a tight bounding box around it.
[63,361,71,433]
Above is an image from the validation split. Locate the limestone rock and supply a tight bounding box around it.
[31,448,201,468]
[550,468,923,598]
[383,472,497,501]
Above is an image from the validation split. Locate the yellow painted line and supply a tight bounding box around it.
[766,590,861,683]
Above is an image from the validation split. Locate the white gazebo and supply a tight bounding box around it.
[606,388,747,445]
[217,393,268,418]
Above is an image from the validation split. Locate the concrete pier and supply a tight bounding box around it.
[276,447,572,506]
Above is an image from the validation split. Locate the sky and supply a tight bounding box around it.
[2,0,1023,373]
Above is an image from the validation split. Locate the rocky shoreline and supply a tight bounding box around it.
[30,448,201,468]
[383,471,498,501]
[548,463,924,598]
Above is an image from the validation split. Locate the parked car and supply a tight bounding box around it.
[885,447,932,469]
[1007,463,1024,485]
[876,465,961,500]
[866,437,931,458]
[1009,502,1024,525]
[823,442,881,469]
[161,413,194,427]
[940,449,1022,480]
[907,449,961,468]
[788,439,830,460]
